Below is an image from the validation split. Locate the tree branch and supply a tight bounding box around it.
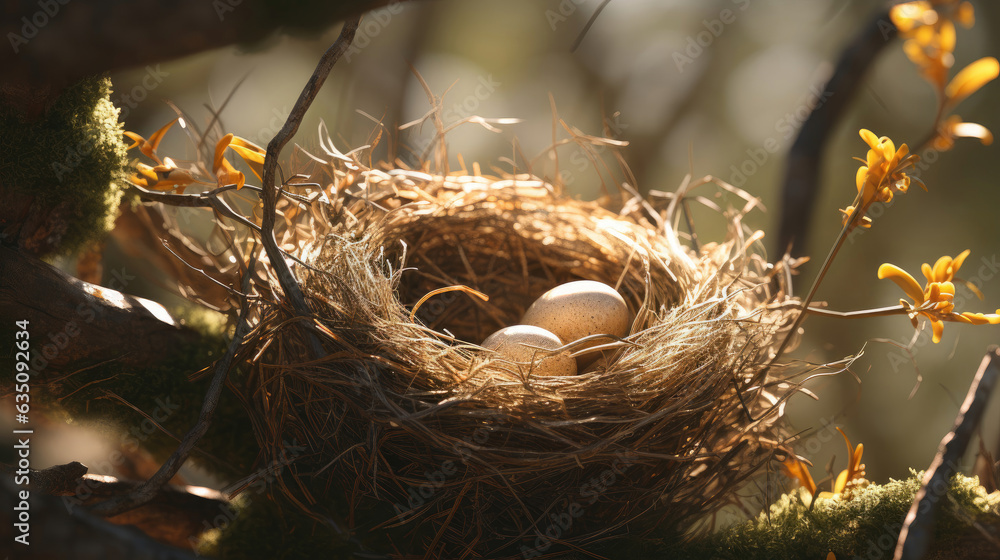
[0,0,396,115]
[88,250,257,518]
[0,467,205,559]
[894,346,1000,560]
[0,244,201,379]
[260,16,360,317]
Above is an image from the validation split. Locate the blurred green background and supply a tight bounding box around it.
[48,0,1000,500]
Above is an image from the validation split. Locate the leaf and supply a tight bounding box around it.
[946,57,999,107]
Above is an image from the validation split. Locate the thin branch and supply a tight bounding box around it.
[570,0,612,52]
[805,303,907,319]
[259,16,360,318]
[894,346,1000,560]
[89,250,258,518]
[131,185,262,234]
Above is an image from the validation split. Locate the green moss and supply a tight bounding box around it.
[0,75,129,256]
[40,316,258,480]
[676,472,1000,560]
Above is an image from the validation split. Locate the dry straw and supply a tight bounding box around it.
[219,119,815,557]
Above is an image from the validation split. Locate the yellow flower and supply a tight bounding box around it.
[782,454,817,498]
[124,118,178,165]
[832,427,867,500]
[841,130,920,230]
[931,115,994,151]
[213,134,268,190]
[946,57,999,107]
[129,157,197,193]
[891,1,974,88]
[878,250,1000,343]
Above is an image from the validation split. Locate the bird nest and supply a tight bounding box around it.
[228,143,806,557]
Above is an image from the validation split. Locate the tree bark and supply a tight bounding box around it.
[0,0,400,116]
[1,462,226,558]
[0,244,202,380]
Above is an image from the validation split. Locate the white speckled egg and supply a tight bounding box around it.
[482,325,577,377]
[520,280,630,364]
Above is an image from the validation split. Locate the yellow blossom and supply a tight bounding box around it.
[931,115,994,151]
[841,129,919,230]
[945,56,999,107]
[832,427,867,500]
[878,250,1000,343]
[891,1,974,88]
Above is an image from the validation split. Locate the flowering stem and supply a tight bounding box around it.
[806,303,907,319]
[768,211,856,364]
[914,92,946,155]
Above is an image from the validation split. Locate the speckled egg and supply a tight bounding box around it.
[520,280,630,365]
[481,325,577,377]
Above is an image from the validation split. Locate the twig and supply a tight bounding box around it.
[776,8,897,256]
[894,346,1000,560]
[805,303,907,319]
[570,0,612,52]
[89,250,258,517]
[131,185,262,234]
[259,16,360,318]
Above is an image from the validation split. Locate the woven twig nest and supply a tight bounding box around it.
[238,153,802,557]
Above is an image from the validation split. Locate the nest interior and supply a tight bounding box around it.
[237,161,802,557]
